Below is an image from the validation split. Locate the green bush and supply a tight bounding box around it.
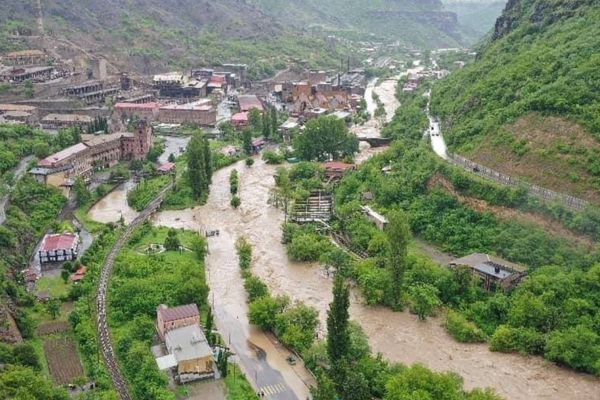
[490,325,545,355]
[545,325,600,375]
[262,150,285,164]
[287,232,334,262]
[445,311,486,343]
[231,195,241,208]
[244,275,269,302]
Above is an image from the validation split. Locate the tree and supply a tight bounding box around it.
[168,153,176,162]
[242,129,253,155]
[385,210,410,311]
[262,111,271,139]
[24,80,34,98]
[231,195,241,208]
[33,142,50,158]
[46,299,61,320]
[248,295,288,331]
[294,116,358,161]
[12,344,40,370]
[73,177,91,206]
[270,107,279,139]
[164,229,181,251]
[385,364,468,400]
[61,269,70,283]
[409,284,442,321]
[202,136,212,184]
[205,307,215,346]
[187,132,208,200]
[311,371,337,400]
[249,108,262,133]
[191,234,207,261]
[545,325,600,374]
[0,365,69,399]
[274,168,292,220]
[327,275,351,386]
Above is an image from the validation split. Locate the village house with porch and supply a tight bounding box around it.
[449,253,527,291]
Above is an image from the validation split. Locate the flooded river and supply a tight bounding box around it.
[149,156,600,400]
[88,180,138,224]
[88,73,600,399]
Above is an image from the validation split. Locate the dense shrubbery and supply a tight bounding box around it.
[432,5,600,147]
[127,175,170,211]
[108,227,209,399]
[236,237,319,353]
[262,150,285,164]
[331,135,600,373]
[446,310,486,343]
[0,124,80,174]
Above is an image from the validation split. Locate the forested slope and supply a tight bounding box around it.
[431,0,600,202]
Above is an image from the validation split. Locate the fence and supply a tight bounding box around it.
[446,153,589,211]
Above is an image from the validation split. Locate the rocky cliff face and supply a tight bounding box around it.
[492,0,595,40]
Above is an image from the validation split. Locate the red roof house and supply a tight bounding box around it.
[156,304,201,340]
[323,161,356,180]
[231,111,249,128]
[158,162,176,174]
[38,233,79,264]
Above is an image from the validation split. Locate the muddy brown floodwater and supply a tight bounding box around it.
[152,154,600,400]
[102,72,600,400]
[88,180,139,224]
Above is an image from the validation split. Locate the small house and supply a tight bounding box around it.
[156,304,200,340]
[71,266,88,283]
[449,253,527,291]
[323,161,355,181]
[362,206,388,230]
[160,324,215,383]
[158,162,176,175]
[251,138,267,154]
[38,233,79,264]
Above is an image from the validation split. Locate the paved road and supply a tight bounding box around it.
[0,156,35,225]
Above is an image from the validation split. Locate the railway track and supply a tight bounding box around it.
[96,184,173,400]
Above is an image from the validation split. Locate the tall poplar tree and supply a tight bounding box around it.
[262,112,271,139]
[187,132,207,200]
[202,136,212,185]
[327,274,350,386]
[385,210,411,311]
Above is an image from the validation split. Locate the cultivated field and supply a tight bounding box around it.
[44,338,84,384]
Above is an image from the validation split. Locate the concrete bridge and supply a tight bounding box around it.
[357,137,393,147]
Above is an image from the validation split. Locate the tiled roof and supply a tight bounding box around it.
[238,95,264,112]
[40,233,78,252]
[115,102,161,110]
[158,162,176,172]
[158,304,199,323]
[38,143,88,167]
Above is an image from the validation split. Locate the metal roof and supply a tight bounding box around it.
[165,324,212,362]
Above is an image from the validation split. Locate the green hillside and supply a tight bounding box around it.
[431,0,600,202]
[0,0,468,75]
[252,0,465,48]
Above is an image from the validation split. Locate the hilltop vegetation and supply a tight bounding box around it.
[0,0,469,75]
[431,0,600,201]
